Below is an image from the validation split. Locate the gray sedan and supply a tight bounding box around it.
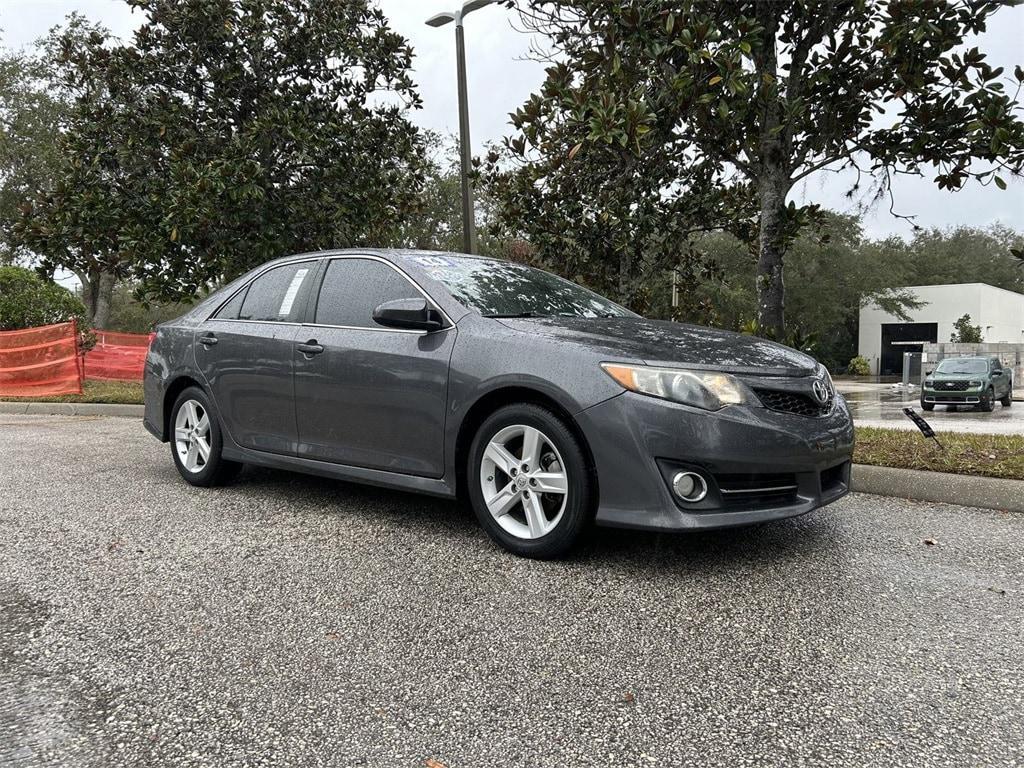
[144,249,854,557]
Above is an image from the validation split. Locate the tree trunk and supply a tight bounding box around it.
[93,270,115,329]
[756,173,788,339]
[73,268,116,328]
[753,0,787,340]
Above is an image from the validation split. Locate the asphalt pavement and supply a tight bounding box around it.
[1,414,1022,768]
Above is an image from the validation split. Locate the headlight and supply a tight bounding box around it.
[925,378,934,386]
[600,363,749,410]
[968,380,982,388]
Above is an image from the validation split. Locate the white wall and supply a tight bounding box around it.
[858,284,1024,375]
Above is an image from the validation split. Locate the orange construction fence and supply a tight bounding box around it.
[0,321,84,398]
[84,330,154,381]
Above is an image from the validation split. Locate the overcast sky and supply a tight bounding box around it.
[2,0,1022,241]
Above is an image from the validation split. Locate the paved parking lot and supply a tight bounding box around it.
[1,414,1022,767]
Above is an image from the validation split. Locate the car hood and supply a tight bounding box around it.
[929,372,987,380]
[496,316,818,377]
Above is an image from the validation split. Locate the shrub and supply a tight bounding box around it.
[0,266,89,332]
[847,355,870,376]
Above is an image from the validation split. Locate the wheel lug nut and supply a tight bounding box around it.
[510,468,517,476]
[521,463,529,471]
[529,478,536,486]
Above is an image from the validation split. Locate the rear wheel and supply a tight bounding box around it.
[170,386,242,486]
[979,387,995,413]
[467,404,593,559]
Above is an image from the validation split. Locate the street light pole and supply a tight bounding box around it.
[426,0,494,255]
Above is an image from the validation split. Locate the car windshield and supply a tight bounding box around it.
[935,359,988,375]
[411,255,636,319]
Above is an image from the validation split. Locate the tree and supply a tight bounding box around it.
[502,0,1024,335]
[16,0,427,308]
[950,313,983,342]
[0,266,88,331]
[0,37,69,265]
[644,211,923,369]
[11,16,152,327]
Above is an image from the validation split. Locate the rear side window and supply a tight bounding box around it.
[234,262,314,322]
[314,259,421,328]
[214,288,247,320]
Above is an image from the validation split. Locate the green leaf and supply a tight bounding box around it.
[994,175,1007,190]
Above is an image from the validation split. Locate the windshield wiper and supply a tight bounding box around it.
[483,312,547,318]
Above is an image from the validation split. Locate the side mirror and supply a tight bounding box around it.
[925,370,933,376]
[372,297,444,332]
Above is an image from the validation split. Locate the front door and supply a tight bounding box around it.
[196,259,317,454]
[293,256,455,477]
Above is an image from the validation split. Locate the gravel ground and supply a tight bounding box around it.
[1,414,1022,768]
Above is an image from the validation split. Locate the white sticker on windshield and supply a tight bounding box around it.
[278,268,309,317]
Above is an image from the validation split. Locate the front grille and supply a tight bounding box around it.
[753,388,831,417]
[936,381,970,391]
[715,472,799,508]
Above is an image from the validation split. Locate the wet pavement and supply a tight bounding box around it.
[2,414,1024,767]
[837,383,1023,435]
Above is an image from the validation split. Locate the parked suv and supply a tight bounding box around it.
[922,356,1013,412]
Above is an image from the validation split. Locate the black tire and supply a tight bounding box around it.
[169,386,242,487]
[979,387,995,413]
[1000,386,1012,407]
[467,403,593,559]
[921,401,934,411]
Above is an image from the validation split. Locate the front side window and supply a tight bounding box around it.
[935,358,988,375]
[314,258,422,328]
[229,262,314,322]
[411,255,635,319]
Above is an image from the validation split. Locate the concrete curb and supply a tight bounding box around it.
[852,463,1024,513]
[0,402,144,418]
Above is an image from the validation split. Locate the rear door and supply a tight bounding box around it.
[293,256,456,477]
[196,259,318,454]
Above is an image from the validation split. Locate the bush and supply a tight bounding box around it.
[0,266,89,332]
[847,355,870,376]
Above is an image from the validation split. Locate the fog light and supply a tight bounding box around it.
[672,471,708,503]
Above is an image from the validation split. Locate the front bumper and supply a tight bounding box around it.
[575,391,855,531]
[921,387,981,405]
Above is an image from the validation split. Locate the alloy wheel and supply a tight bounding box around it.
[479,424,568,540]
[174,399,212,474]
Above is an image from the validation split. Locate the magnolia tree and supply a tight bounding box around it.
[493,0,1024,334]
[16,0,427,310]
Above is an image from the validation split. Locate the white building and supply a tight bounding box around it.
[858,283,1024,376]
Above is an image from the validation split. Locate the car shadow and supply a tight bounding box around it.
[220,464,843,574]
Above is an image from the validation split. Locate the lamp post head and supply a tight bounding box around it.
[425,0,494,27]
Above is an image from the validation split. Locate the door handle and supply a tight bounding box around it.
[297,340,324,356]
[198,333,218,346]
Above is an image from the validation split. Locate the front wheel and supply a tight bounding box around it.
[921,401,934,411]
[467,404,593,559]
[170,386,242,487]
[978,387,995,413]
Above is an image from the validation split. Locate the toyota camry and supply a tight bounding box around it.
[144,249,854,558]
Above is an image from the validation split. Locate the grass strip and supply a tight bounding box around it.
[854,426,1024,482]
[0,379,144,405]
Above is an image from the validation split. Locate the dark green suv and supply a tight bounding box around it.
[922,356,1013,412]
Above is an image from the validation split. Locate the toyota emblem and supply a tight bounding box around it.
[812,379,831,404]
